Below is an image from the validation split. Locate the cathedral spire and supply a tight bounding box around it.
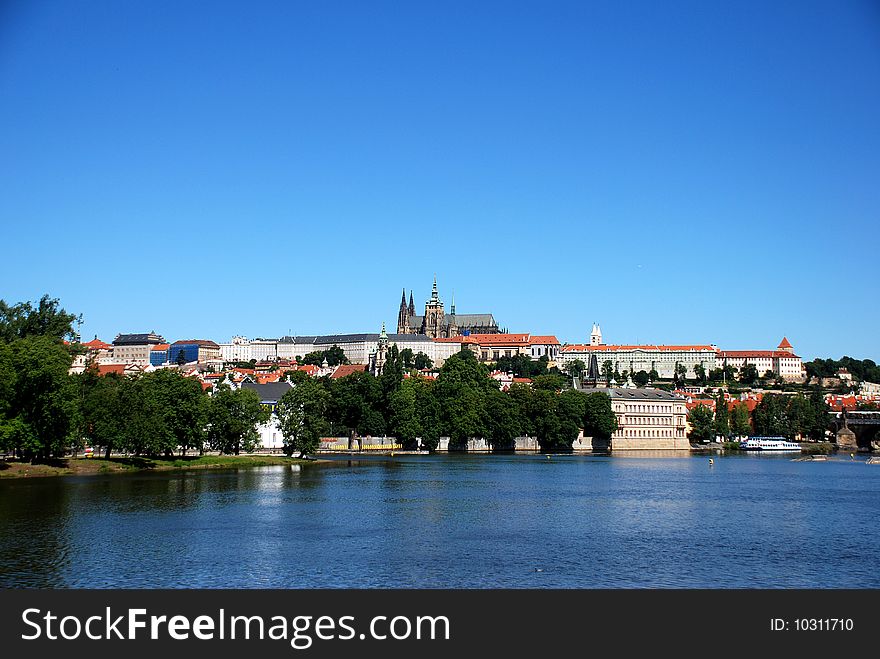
[450,290,456,316]
[408,290,415,317]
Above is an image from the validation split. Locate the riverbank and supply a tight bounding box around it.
[0,454,316,479]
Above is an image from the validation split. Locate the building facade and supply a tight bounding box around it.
[168,340,221,364]
[111,332,166,366]
[560,343,718,379]
[717,337,805,381]
[588,387,690,450]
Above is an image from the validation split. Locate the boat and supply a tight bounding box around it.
[739,436,802,452]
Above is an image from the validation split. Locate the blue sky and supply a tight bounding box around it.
[1,1,878,360]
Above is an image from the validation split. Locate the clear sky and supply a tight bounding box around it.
[1,1,878,360]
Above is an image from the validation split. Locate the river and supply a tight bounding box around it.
[1,453,878,588]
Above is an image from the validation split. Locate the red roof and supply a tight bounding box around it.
[528,335,559,345]
[83,338,112,351]
[96,364,126,376]
[720,350,800,359]
[563,344,716,352]
[151,343,170,351]
[330,364,367,379]
[778,337,793,349]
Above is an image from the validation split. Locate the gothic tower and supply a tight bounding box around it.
[408,290,415,318]
[422,275,445,338]
[590,323,603,346]
[447,290,458,338]
[397,288,410,334]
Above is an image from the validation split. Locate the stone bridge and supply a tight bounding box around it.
[832,410,880,451]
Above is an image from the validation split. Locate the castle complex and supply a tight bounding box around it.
[396,277,500,338]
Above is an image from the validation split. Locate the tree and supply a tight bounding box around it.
[276,377,329,457]
[673,363,687,385]
[648,368,660,382]
[207,385,269,454]
[565,359,586,380]
[602,360,614,386]
[399,348,415,369]
[687,405,715,443]
[0,295,79,343]
[143,369,209,456]
[323,345,348,366]
[329,371,385,439]
[582,392,618,445]
[731,402,752,437]
[388,378,422,449]
[1,336,78,460]
[176,349,188,366]
[532,374,567,392]
[739,364,759,385]
[433,350,494,448]
[714,393,729,437]
[632,370,649,387]
[413,351,433,370]
[694,364,707,385]
[79,370,128,458]
[485,388,524,450]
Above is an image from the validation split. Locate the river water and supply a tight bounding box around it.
[1,454,878,588]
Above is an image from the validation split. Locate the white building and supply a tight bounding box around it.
[718,337,805,381]
[586,387,690,450]
[219,336,252,362]
[239,381,293,449]
[560,343,718,379]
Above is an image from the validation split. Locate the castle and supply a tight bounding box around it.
[396,277,500,339]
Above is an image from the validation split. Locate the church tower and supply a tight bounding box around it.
[422,275,445,338]
[408,291,415,318]
[446,291,458,338]
[590,323,603,346]
[372,322,389,376]
[397,288,410,334]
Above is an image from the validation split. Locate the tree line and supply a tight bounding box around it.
[687,390,830,442]
[276,347,618,456]
[1,297,618,461]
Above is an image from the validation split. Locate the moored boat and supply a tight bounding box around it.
[739,436,801,452]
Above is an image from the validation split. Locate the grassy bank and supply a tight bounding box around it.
[0,454,313,479]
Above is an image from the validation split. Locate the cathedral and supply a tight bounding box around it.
[396,277,500,339]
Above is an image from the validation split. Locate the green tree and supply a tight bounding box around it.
[731,402,752,437]
[687,404,715,443]
[648,368,660,382]
[79,370,128,458]
[565,359,586,380]
[388,377,422,448]
[399,347,415,369]
[176,349,188,366]
[323,345,348,366]
[413,351,433,370]
[602,360,614,386]
[329,371,385,439]
[0,295,79,343]
[485,388,524,450]
[714,393,729,437]
[739,364,759,385]
[632,370,649,387]
[694,364,707,385]
[276,377,329,457]
[1,336,78,460]
[582,391,618,445]
[207,385,269,454]
[532,373,567,392]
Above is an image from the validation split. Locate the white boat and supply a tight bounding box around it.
[739,437,801,452]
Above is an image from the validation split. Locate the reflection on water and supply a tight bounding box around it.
[1,455,878,588]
